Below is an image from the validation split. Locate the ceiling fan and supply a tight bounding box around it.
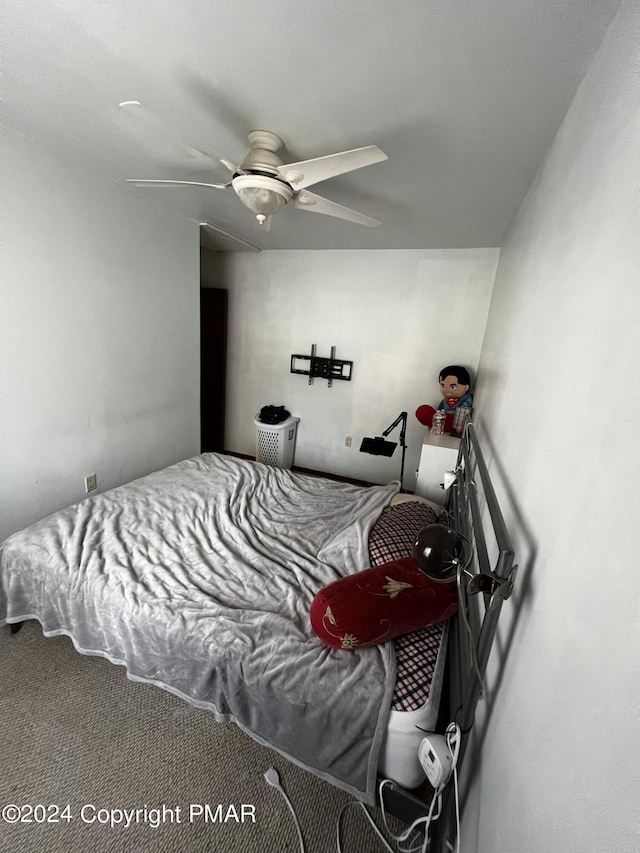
[120,102,387,230]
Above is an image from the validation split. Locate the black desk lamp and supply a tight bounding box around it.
[359,411,408,491]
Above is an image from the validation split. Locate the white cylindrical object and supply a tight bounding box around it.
[255,415,299,469]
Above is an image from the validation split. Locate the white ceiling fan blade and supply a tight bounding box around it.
[278,146,387,190]
[118,101,237,172]
[220,159,239,173]
[199,222,261,252]
[126,179,231,189]
[294,191,381,227]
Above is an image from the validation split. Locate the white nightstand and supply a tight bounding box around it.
[415,430,461,503]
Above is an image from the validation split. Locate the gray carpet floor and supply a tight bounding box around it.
[0,621,406,853]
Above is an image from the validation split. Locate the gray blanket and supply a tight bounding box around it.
[0,453,399,802]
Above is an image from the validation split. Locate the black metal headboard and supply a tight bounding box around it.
[447,422,517,735]
[382,423,517,851]
[432,422,517,851]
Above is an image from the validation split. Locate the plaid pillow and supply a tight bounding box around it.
[391,624,444,711]
[369,499,448,712]
[368,501,442,565]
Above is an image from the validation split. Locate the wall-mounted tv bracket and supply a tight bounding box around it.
[290,344,353,387]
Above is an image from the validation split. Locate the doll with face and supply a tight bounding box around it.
[437,366,473,412]
[415,365,473,429]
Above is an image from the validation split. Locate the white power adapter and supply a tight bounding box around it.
[443,471,457,489]
[418,734,454,789]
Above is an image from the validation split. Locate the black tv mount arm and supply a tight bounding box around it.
[290,344,353,387]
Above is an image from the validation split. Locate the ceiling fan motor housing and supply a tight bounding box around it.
[240,130,285,173]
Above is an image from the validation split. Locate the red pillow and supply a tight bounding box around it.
[415,404,436,427]
[415,405,454,432]
[310,556,457,650]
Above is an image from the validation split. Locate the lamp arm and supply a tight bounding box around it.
[382,411,408,444]
[398,411,408,448]
[381,411,408,491]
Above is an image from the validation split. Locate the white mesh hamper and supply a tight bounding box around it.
[254,415,299,469]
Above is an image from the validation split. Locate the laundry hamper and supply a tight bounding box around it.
[254,415,299,469]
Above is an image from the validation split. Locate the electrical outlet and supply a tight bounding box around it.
[84,473,97,493]
[345,436,352,448]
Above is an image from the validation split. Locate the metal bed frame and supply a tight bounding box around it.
[382,422,517,851]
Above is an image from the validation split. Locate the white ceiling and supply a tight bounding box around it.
[5,0,620,251]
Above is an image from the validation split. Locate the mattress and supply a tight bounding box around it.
[381,621,448,789]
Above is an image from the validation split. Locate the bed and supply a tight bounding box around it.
[0,452,451,805]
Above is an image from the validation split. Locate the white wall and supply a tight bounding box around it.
[465,2,639,852]
[0,128,201,541]
[201,249,498,487]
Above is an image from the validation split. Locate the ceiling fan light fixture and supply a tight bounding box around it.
[232,174,293,221]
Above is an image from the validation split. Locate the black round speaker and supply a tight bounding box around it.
[413,524,463,583]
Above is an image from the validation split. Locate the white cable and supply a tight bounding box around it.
[378,779,441,847]
[271,723,462,853]
[336,780,445,853]
[445,724,462,853]
[379,726,462,853]
[336,801,395,853]
[456,557,485,695]
[263,767,305,853]
[445,722,461,766]
[451,766,460,853]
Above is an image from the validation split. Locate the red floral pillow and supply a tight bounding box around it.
[310,556,457,650]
